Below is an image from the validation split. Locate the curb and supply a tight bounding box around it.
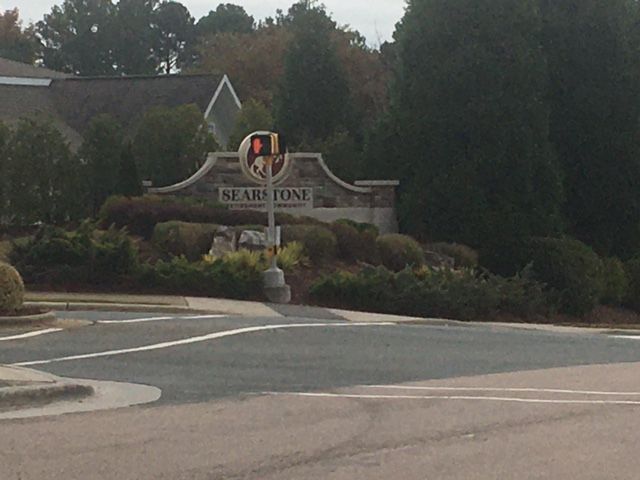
[0,382,94,410]
[24,301,215,315]
[0,311,57,326]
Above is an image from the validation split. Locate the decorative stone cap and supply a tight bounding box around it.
[354,180,400,187]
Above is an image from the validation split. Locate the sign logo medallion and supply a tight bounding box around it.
[238,131,291,185]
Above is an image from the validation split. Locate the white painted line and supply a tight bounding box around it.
[0,328,64,342]
[12,322,393,367]
[263,391,640,406]
[611,335,640,340]
[97,315,228,324]
[361,385,640,396]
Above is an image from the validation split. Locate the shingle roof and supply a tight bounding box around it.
[0,57,70,79]
[50,74,222,137]
[0,58,231,149]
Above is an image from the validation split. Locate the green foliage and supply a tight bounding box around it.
[527,237,603,315]
[0,262,24,313]
[428,243,479,269]
[282,225,337,262]
[80,114,124,214]
[227,98,274,150]
[133,104,218,187]
[0,8,40,64]
[330,221,377,263]
[117,141,143,197]
[600,257,629,306]
[384,0,564,251]
[376,234,424,271]
[139,254,262,299]
[334,218,379,236]
[153,1,195,73]
[10,223,138,285]
[3,118,87,225]
[152,221,218,261]
[277,241,309,272]
[540,0,640,258]
[100,195,309,239]
[310,265,550,320]
[196,4,254,36]
[624,258,640,310]
[274,1,351,146]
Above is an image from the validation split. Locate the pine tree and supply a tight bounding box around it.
[117,141,143,198]
[540,0,640,258]
[387,0,564,269]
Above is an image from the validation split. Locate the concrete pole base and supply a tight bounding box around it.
[264,285,292,304]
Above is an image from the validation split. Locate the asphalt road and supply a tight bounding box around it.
[2,310,640,479]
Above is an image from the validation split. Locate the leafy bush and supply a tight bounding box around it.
[600,257,629,306]
[428,242,479,269]
[277,242,309,271]
[152,221,218,261]
[376,234,424,271]
[334,218,379,236]
[624,257,640,310]
[310,265,550,320]
[283,225,337,262]
[0,263,24,313]
[10,223,138,285]
[330,222,377,263]
[138,255,262,299]
[100,195,313,239]
[527,237,603,315]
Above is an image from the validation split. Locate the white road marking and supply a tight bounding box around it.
[12,322,393,367]
[0,328,63,342]
[97,314,228,324]
[263,391,640,406]
[611,335,640,340]
[361,385,640,396]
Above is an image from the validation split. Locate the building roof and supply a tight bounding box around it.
[0,58,240,149]
[0,57,70,79]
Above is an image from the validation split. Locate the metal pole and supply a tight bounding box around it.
[266,155,277,269]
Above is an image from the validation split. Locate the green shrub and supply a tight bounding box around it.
[428,242,479,269]
[277,242,309,272]
[310,265,549,320]
[527,237,603,315]
[330,222,377,263]
[376,234,424,271]
[138,254,262,299]
[334,218,379,236]
[0,263,24,313]
[10,223,138,285]
[152,221,218,261]
[282,225,337,262]
[600,257,629,306]
[100,195,317,239]
[624,257,640,310]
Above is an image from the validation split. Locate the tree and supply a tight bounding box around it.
[196,4,254,36]
[4,118,86,224]
[37,0,117,76]
[385,0,563,268]
[540,0,640,258]
[0,122,9,220]
[117,141,143,197]
[0,9,39,64]
[227,98,273,150]
[274,1,351,146]
[153,1,195,73]
[112,0,158,74]
[80,114,124,214]
[133,104,218,186]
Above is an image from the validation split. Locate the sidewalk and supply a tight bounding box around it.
[0,365,93,411]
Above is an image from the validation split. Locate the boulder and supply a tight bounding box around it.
[209,226,237,257]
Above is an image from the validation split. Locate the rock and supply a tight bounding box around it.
[238,230,266,251]
[423,250,455,269]
[209,226,237,257]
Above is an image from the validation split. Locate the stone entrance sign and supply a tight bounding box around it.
[148,152,400,233]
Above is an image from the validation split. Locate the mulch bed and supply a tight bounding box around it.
[0,306,49,317]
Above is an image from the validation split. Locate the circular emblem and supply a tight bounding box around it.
[238,131,291,185]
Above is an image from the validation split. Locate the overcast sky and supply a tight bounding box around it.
[2,0,406,46]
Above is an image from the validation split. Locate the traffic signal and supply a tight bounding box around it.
[250,133,286,156]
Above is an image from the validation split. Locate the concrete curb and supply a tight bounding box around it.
[24,301,214,315]
[0,382,94,410]
[0,311,57,326]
